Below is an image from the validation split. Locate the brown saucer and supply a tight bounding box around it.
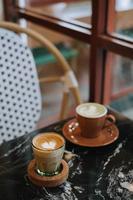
[63,118,119,147]
[27,159,69,187]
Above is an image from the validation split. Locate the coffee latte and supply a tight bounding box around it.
[76,103,107,118]
[32,132,65,176]
[32,133,64,150]
[76,103,115,138]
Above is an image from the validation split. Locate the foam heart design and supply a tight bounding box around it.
[41,141,56,149]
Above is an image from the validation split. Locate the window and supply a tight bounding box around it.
[3,0,133,119]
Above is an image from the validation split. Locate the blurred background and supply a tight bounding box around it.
[0,0,133,127]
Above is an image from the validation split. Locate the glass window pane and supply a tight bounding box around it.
[21,0,92,27]
[110,53,133,119]
[115,0,133,40]
[112,55,133,93]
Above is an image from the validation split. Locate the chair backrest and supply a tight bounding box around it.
[0,21,82,144]
[0,28,42,144]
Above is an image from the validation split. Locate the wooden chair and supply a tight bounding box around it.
[0,21,81,121]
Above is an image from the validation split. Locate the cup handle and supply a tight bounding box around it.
[104,114,116,128]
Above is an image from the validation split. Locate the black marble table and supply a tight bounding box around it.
[0,109,133,200]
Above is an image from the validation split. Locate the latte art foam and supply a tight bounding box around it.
[76,103,107,118]
[41,140,56,150]
[33,133,64,150]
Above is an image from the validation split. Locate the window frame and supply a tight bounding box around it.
[3,0,133,104]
